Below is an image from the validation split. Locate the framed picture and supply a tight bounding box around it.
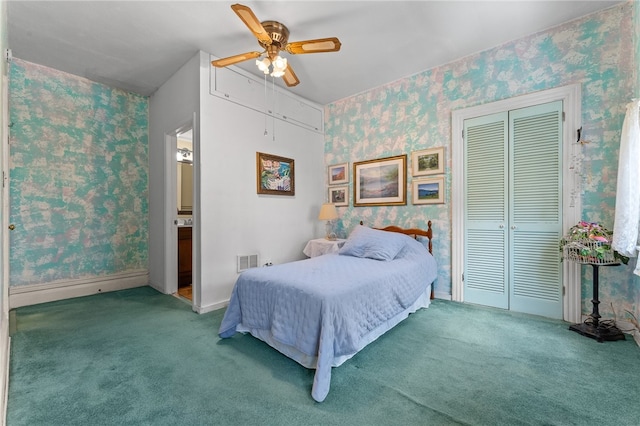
[256,152,295,196]
[328,162,349,185]
[411,147,444,176]
[412,176,445,205]
[328,185,348,206]
[353,155,407,206]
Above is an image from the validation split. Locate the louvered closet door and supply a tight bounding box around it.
[463,101,563,318]
[463,112,509,309]
[508,101,563,318]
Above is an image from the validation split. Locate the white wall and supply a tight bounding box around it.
[150,51,326,312]
[197,52,325,311]
[148,53,200,293]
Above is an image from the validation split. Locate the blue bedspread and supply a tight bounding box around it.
[219,236,437,402]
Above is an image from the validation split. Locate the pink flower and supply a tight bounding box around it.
[589,235,608,242]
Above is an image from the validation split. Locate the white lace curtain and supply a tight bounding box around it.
[612,99,640,275]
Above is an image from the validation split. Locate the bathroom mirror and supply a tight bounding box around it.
[177,162,193,215]
[177,132,193,215]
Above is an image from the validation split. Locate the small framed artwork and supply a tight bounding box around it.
[353,155,407,207]
[411,147,444,176]
[329,185,348,206]
[328,163,349,185]
[256,152,295,196]
[412,176,445,205]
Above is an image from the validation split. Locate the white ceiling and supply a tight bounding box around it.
[7,1,623,105]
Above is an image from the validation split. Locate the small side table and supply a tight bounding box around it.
[303,238,346,257]
[569,262,625,342]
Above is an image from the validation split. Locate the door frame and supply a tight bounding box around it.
[1,67,10,422]
[451,84,582,323]
[1,74,8,315]
[164,116,198,309]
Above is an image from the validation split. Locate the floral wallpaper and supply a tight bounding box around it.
[325,2,636,318]
[9,59,148,286]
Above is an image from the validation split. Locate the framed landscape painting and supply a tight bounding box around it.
[328,185,348,206]
[256,152,295,196]
[353,155,406,206]
[328,163,349,185]
[411,147,444,176]
[412,176,445,205]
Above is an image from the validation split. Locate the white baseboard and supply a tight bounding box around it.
[434,291,452,300]
[195,299,228,314]
[8,270,149,309]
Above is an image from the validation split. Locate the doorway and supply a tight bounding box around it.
[176,129,193,301]
[164,120,196,308]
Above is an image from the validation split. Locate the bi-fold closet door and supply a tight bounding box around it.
[463,101,564,319]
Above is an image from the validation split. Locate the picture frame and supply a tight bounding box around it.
[411,147,444,176]
[412,176,445,205]
[256,152,295,196]
[328,185,349,207]
[353,155,407,207]
[328,162,349,185]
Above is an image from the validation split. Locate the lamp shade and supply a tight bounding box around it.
[318,203,338,221]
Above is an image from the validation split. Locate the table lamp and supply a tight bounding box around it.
[318,203,339,240]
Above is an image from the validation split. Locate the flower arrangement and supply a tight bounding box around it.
[560,221,629,265]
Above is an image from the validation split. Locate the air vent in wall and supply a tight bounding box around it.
[237,254,259,272]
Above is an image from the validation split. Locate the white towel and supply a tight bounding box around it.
[612,99,640,275]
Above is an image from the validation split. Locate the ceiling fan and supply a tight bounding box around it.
[211,3,342,87]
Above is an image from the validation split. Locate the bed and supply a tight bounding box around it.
[218,222,438,402]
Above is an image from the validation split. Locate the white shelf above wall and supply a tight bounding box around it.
[210,56,324,133]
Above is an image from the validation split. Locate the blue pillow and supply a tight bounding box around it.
[416,235,431,253]
[339,225,408,261]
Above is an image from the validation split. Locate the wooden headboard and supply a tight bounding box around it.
[360,220,435,299]
[359,221,433,254]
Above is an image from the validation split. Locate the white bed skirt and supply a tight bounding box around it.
[236,284,432,370]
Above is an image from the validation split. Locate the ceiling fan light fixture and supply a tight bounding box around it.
[272,55,286,69]
[256,57,271,74]
[270,56,287,77]
[256,54,287,78]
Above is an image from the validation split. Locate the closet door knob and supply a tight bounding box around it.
[8,224,15,231]
[499,224,505,229]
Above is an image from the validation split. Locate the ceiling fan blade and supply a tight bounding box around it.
[285,37,341,55]
[211,51,262,68]
[231,3,272,45]
[282,64,300,87]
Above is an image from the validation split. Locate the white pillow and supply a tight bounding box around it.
[339,225,408,261]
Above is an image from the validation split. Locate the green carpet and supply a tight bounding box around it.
[6,287,640,425]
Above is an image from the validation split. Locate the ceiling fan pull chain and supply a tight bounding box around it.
[272,76,276,141]
[263,73,268,136]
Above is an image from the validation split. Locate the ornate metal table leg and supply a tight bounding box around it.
[590,264,601,328]
[568,263,625,342]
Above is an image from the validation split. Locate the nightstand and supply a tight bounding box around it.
[303,238,346,257]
